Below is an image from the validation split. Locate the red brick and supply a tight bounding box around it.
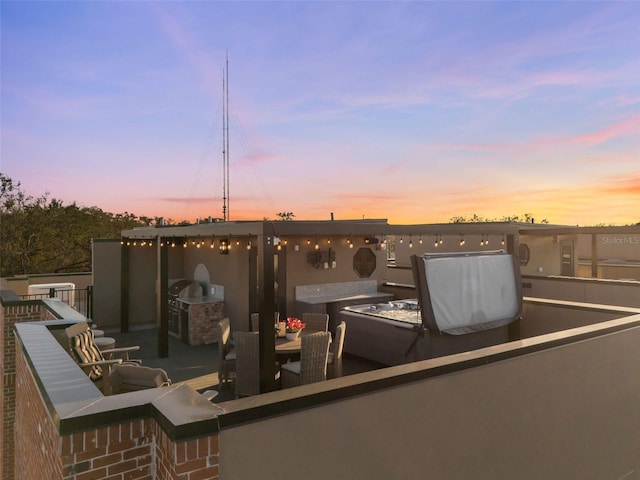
[123,444,151,461]
[107,458,138,475]
[77,467,108,480]
[123,465,152,480]
[93,452,123,468]
[77,445,107,461]
[108,439,137,454]
[189,465,219,480]
[175,458,206,474]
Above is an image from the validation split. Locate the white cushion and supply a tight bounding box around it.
[281,361,301,375]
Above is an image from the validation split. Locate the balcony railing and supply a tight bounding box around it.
[19,285,93,318]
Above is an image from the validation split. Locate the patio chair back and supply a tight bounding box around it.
[233,331,260,397]
[66,322,106,381]
[301,312,329,332]
[300,331,331,385]
[218,318,235,384]
[329,321,346,364]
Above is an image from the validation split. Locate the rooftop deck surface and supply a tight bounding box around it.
[109,328,384,402]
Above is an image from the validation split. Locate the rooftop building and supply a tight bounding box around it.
[2,220,640,479]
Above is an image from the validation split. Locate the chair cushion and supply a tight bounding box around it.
[70,329,105,381]
[225,349,236,361]
[281,361,301,375]
[108,364,171,394]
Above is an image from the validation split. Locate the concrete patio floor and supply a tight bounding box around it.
[109,327,384,402]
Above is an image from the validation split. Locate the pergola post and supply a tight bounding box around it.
[257,233,277,393]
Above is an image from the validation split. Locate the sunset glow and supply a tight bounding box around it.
[2,2,639,226]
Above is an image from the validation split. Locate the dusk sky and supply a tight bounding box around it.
[2,1,639,226]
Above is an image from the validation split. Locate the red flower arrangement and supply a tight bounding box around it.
[286,317,306,333]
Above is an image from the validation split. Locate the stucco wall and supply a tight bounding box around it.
[220,315,640,479]
[283,235,389,317]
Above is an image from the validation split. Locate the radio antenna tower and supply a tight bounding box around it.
[222,52,230,221]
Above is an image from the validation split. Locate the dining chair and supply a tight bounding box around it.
[327,321,346,378]
[281,331,331,389]
[233,331,260,397]
[218,318,236,386]
[301,312,329,332]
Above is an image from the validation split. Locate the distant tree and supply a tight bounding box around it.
[275,212,295,221]
[450,213,549,224]
[0,173,144,276]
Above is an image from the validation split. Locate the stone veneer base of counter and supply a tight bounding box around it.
[175,298,225,346]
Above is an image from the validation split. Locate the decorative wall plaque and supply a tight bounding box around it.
[353,247,376,277]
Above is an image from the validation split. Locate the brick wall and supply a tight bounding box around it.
[2,301,45,480]
[155,423,219,479]
[11,318,221,480]
[15,341,64,478]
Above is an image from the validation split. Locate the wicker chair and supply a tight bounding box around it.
[233,331,260,397]
[218,318,236,386]
[281,331,331,389]
[301,312,329,332]
[327,321,346,378]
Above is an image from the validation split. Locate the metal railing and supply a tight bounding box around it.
[20,286,93,318]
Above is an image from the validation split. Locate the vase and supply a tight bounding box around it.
[285,331,300,341]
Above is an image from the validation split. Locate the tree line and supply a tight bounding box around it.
[0,173,150,277]
[2,172,636,277]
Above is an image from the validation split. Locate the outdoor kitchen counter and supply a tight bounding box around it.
[175,297,225,346]
[296,292,394,333]
[296,292,391,305]
[177,296,225,305]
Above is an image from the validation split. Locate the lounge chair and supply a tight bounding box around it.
[65,321,141,391]
[106,364,171,394]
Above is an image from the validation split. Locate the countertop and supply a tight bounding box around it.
[177,296,225,305]
[296,292,393,305]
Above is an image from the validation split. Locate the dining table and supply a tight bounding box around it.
[275,336,302,354]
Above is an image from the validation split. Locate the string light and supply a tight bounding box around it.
[459,234,465,246]
[409,235,413,248]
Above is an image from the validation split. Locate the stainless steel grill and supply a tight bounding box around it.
[168,279,202,341]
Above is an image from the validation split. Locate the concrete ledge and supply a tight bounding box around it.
[14,322,223,439]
